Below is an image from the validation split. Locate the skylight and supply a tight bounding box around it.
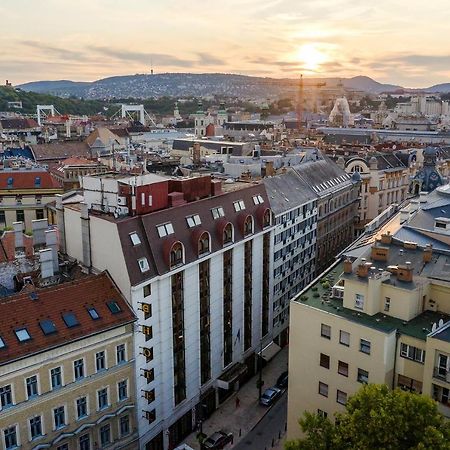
[157,222,174,238]
[0,336,5,349]
[87,307,100,320]
[15,328,31,342]
[252,195,264,205]
[129,232,141,246]
[62,312,79,328]
[107,301,122,314]
[233,200,245,212]
[211,207,225,219]
[29,292,39,301]
[186,214,201,228]
[138,257,150,272]
[39,319,57,335]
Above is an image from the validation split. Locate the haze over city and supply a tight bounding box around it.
[2,0,450,87]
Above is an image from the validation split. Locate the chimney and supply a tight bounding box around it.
[423,244,433,263]
[13,221,24,250]
[380,231,392,245]
[80,202,91,268]
[371,245,389,262]
[192,142,201,165]
[397,262,413,282]
[39,248,54,279]
[343,258,353,274]
[55,195,66,254]
[265,161,275,177]
[400,208,409,224]
[31,219,48,248]
[403,241,417,250]
[357,258,369,278]
[45,229,59,273]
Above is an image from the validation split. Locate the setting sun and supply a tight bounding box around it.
[296,43,328,71]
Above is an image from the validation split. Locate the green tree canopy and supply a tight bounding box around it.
[286,384,450,450]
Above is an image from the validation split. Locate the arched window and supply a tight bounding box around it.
[263,209,272,228]
[170,242,184,268]
[244,216,253,236]
[198,232,210,256]
[223,223,233,245]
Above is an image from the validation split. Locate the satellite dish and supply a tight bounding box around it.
[439,319,444,327]
[432,323,437,332]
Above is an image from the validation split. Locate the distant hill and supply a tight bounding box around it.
[18,73,408,99]
[425,83,450,93]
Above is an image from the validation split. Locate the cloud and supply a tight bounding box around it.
[195,52,225,66]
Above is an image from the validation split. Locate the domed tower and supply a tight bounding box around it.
[410,147,444,195]
[194,100,206,137]
[217,101,227,126]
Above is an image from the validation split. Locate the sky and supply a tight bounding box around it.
[1,0,450,87]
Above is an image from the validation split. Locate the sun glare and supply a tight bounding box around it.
[296,43,328,71]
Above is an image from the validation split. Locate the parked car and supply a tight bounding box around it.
[276,371,288,389]
[260,386,282,406]
[203,430,233,449]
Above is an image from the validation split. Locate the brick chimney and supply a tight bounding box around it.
[343,258,353,274]
[357,258,370,278]
[397,262,413,282]
[423,244,433,263]
[380,231,392,245]
[265,161,275,177]
[371,245,389,262]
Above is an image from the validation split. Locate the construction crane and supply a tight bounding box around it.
[297,74,326,130]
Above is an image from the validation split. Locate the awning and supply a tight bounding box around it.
[217,362,248,389]
[258,341,281,362]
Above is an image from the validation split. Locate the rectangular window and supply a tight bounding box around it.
[338,361,349,377]
[211,207,225,219]
[57,444,68,450]
[36,209,44,220]
[74,359,84,380]
[16,210,24,223]
[320,353,330,369]
[321,324,331,339]
[0,211,5,227]
[30,415,42,439]
[130,232,141,246]
[79,434,90,450]
[138,257,150,273]
[339,330,350,347]
[337,390,347,405]
[357,368,369,383]
[319,382,328,397]
[50,367,62,390]
[360,339,371,355]
[384,297,391,312]
[355,293,364,310]
[54,406,65,429]
[156,222,174,237]
[186,214,201,227]
[26,375,38,398]
[3,426,17,450]
[96,351,106,372]
[400,343,425,364]
[143,284,151,298]
[317,409,328,418]
[117,344,126,364]
[120,415,130,436]
[233,200,245,212]
[100,424,111,446]
[118,380,128,401]
[76,397,88,419]
[0,385,13,408]
[98,388,108,410]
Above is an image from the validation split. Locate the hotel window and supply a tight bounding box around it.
[98,388,108,410]
[319,382,328,397]
[357,368,369,384]
[50,367,62,390]
[117,344,126,364]
[338,361,349,377]
[321,324,331,339]
[263,209,272,228]
[120,415,130,436]
[320,353,330,369]
[100,424,111,447]
[156,222,174,237]
[4,426,17,450]
[360,339,371,355]
[53,406,65,429]
[384,297,391,312]
[0,385,13,408]
[233,200,245,212]
[129,232,141,246]
[26,375,38,398]
[170,242,184,268]
[337,390,347,405]
[186,214,201,228]
[211,206,225,219]
[355,293,364,310]
[96,351,106,372]
[198,232,210,256]
[223,223,233,245]
[29,415,42,439]
[339,330,350,347]
[73,359,84,380]
[118,380,128,401]
[76,397,88,419]
[143,284,151,298]
[138,257,150,273]
[244,216,253,236]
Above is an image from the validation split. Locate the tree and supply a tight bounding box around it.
[286,384,450,450]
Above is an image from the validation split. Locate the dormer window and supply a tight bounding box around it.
[170,242,184,268]
[253,195,264,205]
[233,200,245,212]
[198,232,210,256]
[138,257,150,273]
[223,223,234,245]
[186,214,201,228]
[244,216,254,236]
[263,209,272,228]
[211,207,225,219]
[130,232,141,246]
[157,222,174,238]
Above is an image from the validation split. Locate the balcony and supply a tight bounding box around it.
[433,367,450,383]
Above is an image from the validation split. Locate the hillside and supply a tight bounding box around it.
[18,73,405,99]
[426,83,450,93]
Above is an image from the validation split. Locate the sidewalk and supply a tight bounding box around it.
[181,346,289,449]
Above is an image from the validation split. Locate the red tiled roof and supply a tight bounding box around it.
[0,171,62,189]
[31,142,92,161]
[0,272,135,365]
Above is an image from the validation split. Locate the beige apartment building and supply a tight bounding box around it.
[287,231,450,439]
[0,273,138,450]
[0,169,63,230]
